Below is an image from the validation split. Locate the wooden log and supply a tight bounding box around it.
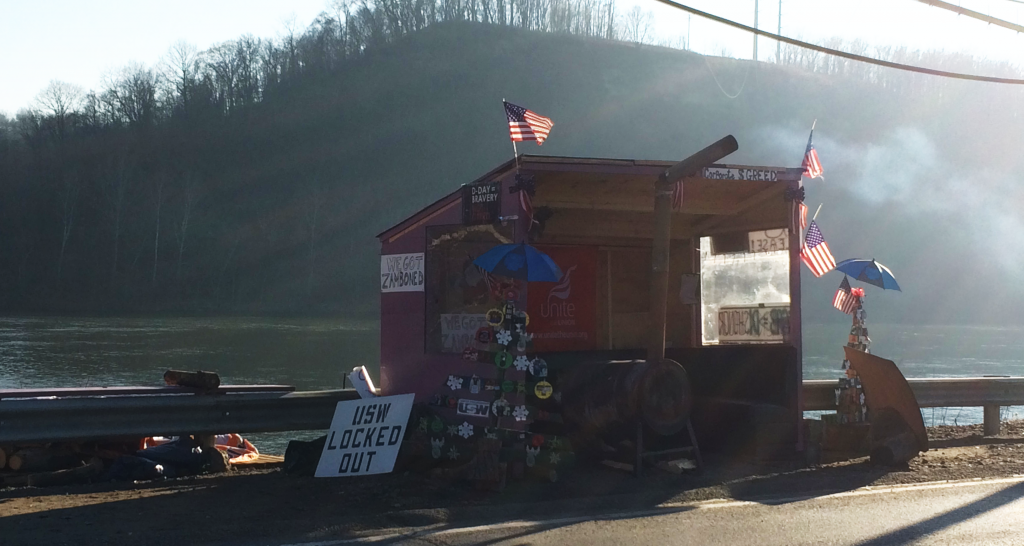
[8,449,81,473]
[163,369,221,390]
[27,458,104,488]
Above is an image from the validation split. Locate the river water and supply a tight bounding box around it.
[1,317,1021,451]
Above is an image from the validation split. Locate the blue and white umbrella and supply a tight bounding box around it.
[472,243,562,282]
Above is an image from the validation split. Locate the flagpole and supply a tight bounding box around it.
[812,203,823,221]
[504,98,520,171]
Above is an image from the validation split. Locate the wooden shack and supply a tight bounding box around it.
[377,155,805,459]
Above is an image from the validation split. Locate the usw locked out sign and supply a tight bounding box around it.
[315,393,414,477]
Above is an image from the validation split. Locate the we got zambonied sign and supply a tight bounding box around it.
[315,393,415,477]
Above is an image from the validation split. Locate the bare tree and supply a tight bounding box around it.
[173,172,199,281]
[622,6,652,44]
[160,41,203,117]
[103,155,132,284]
[56,170,79,284]
[103,63,160,125]
[151,172,167,285]
[304,174,322,296]
[34,80,83,143]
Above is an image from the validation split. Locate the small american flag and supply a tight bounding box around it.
[505,101,553,145]
[832,276,858,315]
[799,202,808,229]
[802,128,823,180]
[520,190,534,228]
[800,220,836,277]
[671,181,683,210]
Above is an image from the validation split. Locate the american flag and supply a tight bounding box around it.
[671,181,683,210]
[505,101,553,145]
[832,276,858,315]
[799,202,808,230]
[802,128,823,180]
[520,189,534,228]
[800,221,836,277]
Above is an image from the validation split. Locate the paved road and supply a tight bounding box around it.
[282,477,1024,546]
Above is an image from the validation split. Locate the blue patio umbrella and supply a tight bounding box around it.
[835,259,901,291]
[473,243,563,282]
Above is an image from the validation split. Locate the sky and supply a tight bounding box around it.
[2,0,1024,115]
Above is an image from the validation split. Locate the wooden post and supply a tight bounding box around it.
[789,179,805,453]
[984,405,1001,436]
[647,136,738,361]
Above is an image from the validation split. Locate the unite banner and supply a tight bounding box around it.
[527,246,597,352]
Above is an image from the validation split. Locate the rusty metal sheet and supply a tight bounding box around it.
[844,347,928,452]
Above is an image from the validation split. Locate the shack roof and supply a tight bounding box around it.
[377,155,802,241]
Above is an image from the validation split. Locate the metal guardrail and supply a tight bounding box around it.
[3,378,1023,445]
[802,377,1024,411]
[804,377,1024,435]
[0,389,360,444]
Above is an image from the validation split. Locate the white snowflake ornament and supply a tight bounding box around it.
[447,375,463,391]
[458,421,474,439]
[495,329,512,346]
[446,424,458,436]
[513,355,531,371]
[447,446,460,460]
[549,452,561,464]
[513,405,529,422]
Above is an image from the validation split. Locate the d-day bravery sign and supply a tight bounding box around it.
[315,393,415,477]
[380,253,424,293]
[462,180,501,225]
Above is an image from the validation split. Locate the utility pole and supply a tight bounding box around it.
[777,0,782,62]
[753,0,759,61]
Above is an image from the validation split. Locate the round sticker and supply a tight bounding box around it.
[486,308,504,327]
[494,351,514,369]
[447,397,457,409]
[534,381,553,399]
[531,434,545,447]
[431,417,444,433]
[474,327,492,345]
[502,380,515,393]
[491,398,509,416]
[462,347,478,361]
[529,358,549,378]
[505,289,519,301]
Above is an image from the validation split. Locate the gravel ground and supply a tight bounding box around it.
[3,422,1024,546]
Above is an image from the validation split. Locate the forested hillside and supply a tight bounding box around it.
[1,1,1022,323]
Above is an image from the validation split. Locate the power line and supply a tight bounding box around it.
[913,0,1024,33]
[651,0,1024,84]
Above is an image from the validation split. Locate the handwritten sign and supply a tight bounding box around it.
[718,305,790,343]
[315,393,414,477]
[440,313,488,353]
[380,253,424,293]
[748,229,789,253]
[462,181,501,225]
[702,167,780,181]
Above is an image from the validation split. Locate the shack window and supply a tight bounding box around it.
[699,231,791,345]
[425,224,515,354]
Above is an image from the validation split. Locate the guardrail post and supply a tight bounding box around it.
[983,405,1001,436]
